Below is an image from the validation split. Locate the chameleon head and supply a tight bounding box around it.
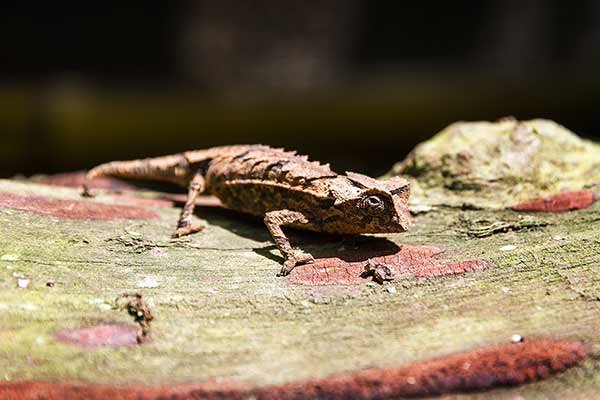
[325,172,411,234]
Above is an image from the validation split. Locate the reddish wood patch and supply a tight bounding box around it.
[32,171,136,191]
[0,192,158,220]
[257,338,587,399]
[0,381,246,400]
[511,190,596,212]
[107,194,176,208]
[54,324,139,347]
[0,338,586,399]
[288,244,488,285]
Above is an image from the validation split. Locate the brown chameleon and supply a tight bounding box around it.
[83,145,411,276]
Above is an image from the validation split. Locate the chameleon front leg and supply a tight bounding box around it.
[263,210,315,276]
[172,172,206,238]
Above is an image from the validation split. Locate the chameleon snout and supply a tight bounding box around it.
[391,214,411,232]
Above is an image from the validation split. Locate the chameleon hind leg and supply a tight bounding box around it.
[172,172,206,238]
[263,210,315,276]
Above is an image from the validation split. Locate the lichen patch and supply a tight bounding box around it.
[255,338,588,399]
[0,192,158,219]
[288,244,488,285]
[511,190,596,212]
[54,324,139,347]
[1,338,587,399]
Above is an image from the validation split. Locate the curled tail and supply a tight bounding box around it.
[82,154,191,197]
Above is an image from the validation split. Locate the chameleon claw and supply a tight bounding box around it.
[296,251,315,265]
[278,251,314,276]
[172,221,205,238]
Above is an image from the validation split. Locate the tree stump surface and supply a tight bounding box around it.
[1,120,600,399]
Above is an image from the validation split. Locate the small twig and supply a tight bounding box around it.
[115,292,154,343]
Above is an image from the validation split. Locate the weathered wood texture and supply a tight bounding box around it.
[0,176,598,399]
[1,120,600,398]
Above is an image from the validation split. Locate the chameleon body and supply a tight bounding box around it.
[83,145,411,275]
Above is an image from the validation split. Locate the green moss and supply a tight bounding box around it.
[386,118,600,208]
[1,176,600,398]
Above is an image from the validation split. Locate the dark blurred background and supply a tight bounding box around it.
[2,1,600,178]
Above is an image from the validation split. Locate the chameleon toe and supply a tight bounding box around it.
[172,222,204,238]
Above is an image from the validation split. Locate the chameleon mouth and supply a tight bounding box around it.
[390,215,410,232]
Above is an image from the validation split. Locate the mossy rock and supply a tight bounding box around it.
[386,118,600,209]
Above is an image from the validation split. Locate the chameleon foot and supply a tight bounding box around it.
[278,251,315,276]
[172,221,205,238]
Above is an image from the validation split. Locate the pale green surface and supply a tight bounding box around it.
[0,177,599,399]
[387,118,600,209]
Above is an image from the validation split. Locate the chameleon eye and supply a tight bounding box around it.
[362,195,385,211]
